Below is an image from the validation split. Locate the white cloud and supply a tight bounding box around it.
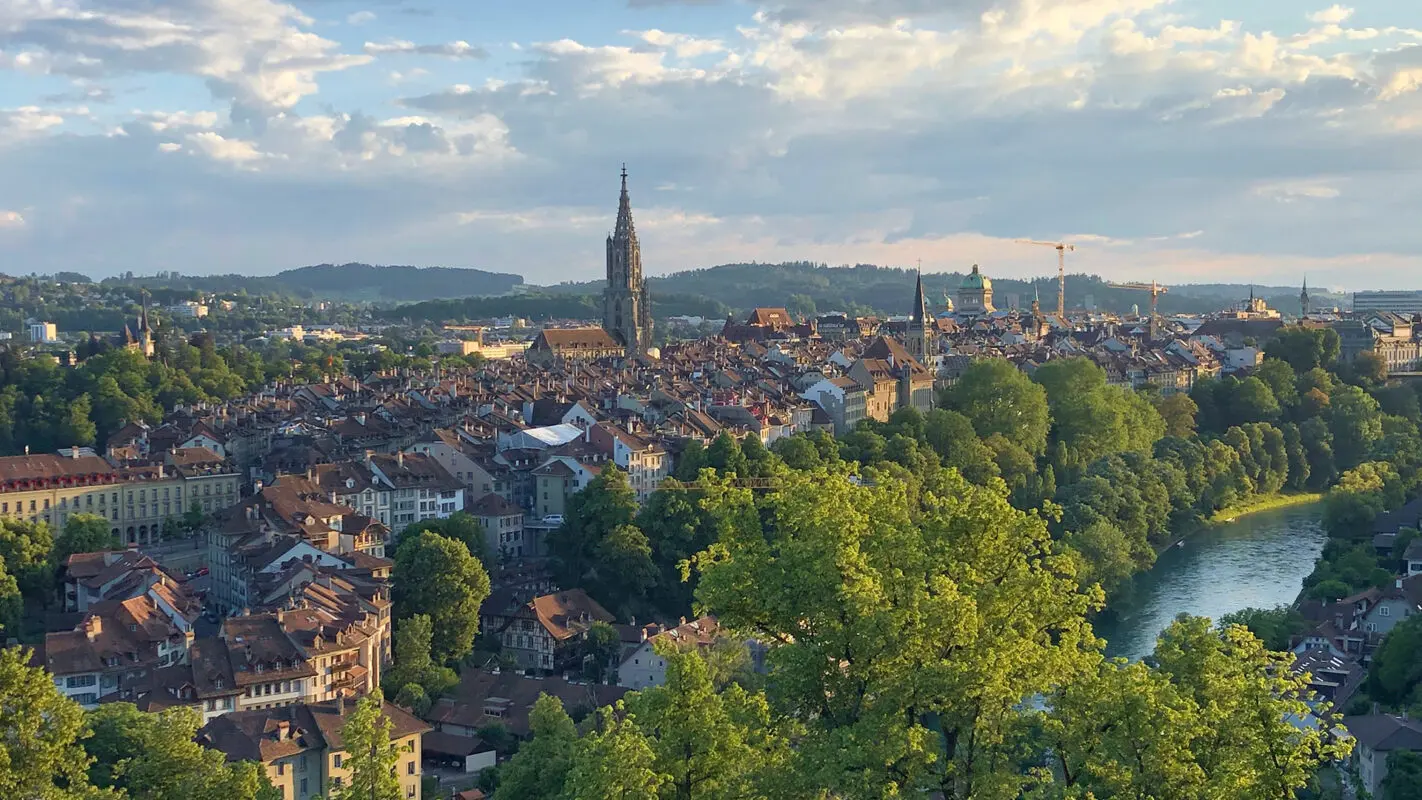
[363,40,488,59]
[1253,180,1342,202]
[347,10,376,25]
[186,131,265,162]
[1308,5,1354,25]
[0,210,26,229]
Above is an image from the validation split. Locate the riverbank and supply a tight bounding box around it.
[1206,492,1325,525]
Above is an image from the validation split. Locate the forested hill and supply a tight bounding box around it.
[542,262,1331,317]
[100,263,523,303]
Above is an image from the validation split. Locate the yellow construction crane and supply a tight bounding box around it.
[1016,240,1074,322]
[1106,280,1169,337]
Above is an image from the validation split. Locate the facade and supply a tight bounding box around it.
[45,589,198,709]
[468,492,525,560]
[1353,290,1422,316]
[198,699,428,800]
[602,166,653,356]
[526,328,625,364]
[957,265,995,315]
[0,451,238,547]
[1342,713,1422,796]
[906,270,935,360]
[801,376,868,436]
[619,616,723,690]
[483,589,614,672]
[30,321,58,343]
[587,422,669,502]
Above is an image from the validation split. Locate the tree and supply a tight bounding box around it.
[1227,377,1281,426]
[381,614,456,701]
[771,435,821,471]
[1368,614,1422,705]
[550,468,639,591]
[0,517,55,599]
[1351,352,1389,386]
[944,358,1051,456]
[0,646,100,798]
[1383,750,1422,800]
[921,408,999,485]
[689,467,1101,797]
[673,439,708,482]
[493,695,578,800]
[1217,605,1306,651]
[626,649,793,799]
[1062,520,1147,598]
[58,394,98,449]
[1045,618,1350,799]
[581,620,622,683]
[1155,392,1199,438]
[562,707,666,800]
[53,514,119,566]
[0,561,21,638]
[1330,384,1384,471]
[391,532,491,663]
[87,704,280,800]
[705,432,747,477]
[401,512,490,568]
[1265,326,1339,372]
[1255,359,1300,410]
[333,689,401,800]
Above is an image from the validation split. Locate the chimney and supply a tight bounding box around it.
[71,447,80,459]
[396,451,404,468]
[276,608,285,624]
[1398,579,1405,590]
[84,615,102,641]
[276,720,291,741]
[337,695,346,716]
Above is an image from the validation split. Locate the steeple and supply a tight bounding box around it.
[603,164,652,356]
[1300,275,1310,318]
[911,261,929,324]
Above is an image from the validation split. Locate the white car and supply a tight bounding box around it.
[542,514,565,525]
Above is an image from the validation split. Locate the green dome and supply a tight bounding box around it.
[960,265,991,291]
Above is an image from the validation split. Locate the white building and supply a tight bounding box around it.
[168,301,209,318]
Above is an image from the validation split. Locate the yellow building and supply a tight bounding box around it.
[0,450,241,546]
[198,698,428,800]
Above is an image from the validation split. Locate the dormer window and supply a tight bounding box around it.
[214,678,225,689]
[255,663,264,673]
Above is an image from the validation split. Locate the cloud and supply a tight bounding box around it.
[1253,180,1342,202]
[347,10,377,25]
[0,210,26,229]
[363,40,488,59]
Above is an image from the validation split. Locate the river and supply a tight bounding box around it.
[1095,503,1327,660]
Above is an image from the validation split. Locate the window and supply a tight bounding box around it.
[407,761,415,775]
[333,754,343,769]
[277,764,285,776]
[332,778,342,789]
[1380,606,1392,617]
[406,787,415,799]
[300,779,308,795]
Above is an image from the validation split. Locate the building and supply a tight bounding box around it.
[29,321,58,343]
[526,328,625,364]
[44,590,198,708]
[427,670,626,740]
[801,376,867,436]
[198,698,428,800]
[619,616,724,690]
[1342,713,1422,796]
[957,265,995,316]
[906,270,935,360]
[1353,290,1422,316]
[468,492,525,560]
[602,166,653,356]
[587,422,669,502]
[118,294,156,358]
[482,588,614,672]
[168,301,209,318]
[0,451,227,547]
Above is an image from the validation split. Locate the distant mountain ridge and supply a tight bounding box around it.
[102,262,523,303]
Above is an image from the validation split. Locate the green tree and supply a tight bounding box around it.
[332,689,401,800]
[86,704,279,800]
[493,695,578,800]
[626,649,793,799]
[1368,614,1422,705]
[1062,520,1147,598]
[563,707,666,800]
[1045,617,1350,799]
[391,532,491,663]
[921,408,999,484]
[1330,384,1384,470]
[551,468,639,591]
[944,358,1051,456]
[58,394,98,449]
[673,440,708,482]
[0,517,55,599]
[1383,750,1422,800]
[1265,326,1339,372]
[381,614,456,701]
[0,560,21,637]
[1155,392,1199,438]
[581,620,622,683]
[689,466,1100,797]
[1227,376,1281,426]
[53,514,119,566]
[1255,358,1300,411]
[402,512,491,568]
[0,646,101,798]
[1217,605,1306,651]
[705,432,747,477]
[771,435,822,471]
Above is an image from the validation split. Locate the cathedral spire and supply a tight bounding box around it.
[911,262,930,324]
[615,163,636,241]
[1300,275,1310,318]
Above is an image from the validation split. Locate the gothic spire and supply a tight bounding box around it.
[614,163,636,241]
[911,264,929,324]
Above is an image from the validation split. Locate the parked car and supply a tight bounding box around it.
[542,514,565,526]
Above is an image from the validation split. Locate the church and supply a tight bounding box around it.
[602,166,653,356]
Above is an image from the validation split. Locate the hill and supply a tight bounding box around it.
[541,262,1327,318]
[99,263,522,303]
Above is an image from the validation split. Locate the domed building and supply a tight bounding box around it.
[957,264,995,316]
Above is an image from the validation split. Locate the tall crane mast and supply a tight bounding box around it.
[1106,280,1169,339]
[1016,239,1075,323]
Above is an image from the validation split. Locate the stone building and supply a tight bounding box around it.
[602,166,653,356]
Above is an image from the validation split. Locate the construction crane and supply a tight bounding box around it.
[1016,240,1074,322]
[1107,280,1169,338]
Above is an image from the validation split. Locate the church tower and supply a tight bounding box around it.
[1300,276,1310,319]
[603,165,652,356]
[907,265,934,360]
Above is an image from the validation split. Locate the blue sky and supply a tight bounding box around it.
[1,0,1421,289]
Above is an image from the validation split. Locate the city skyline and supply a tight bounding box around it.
[1,0,1421,288]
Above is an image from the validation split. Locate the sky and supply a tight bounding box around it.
[1,0,1421,289]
